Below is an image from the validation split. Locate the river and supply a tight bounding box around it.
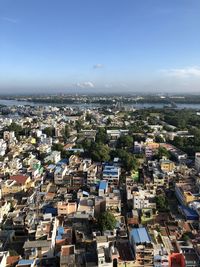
[1,99,200,110]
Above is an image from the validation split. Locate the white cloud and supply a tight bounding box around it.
[93,64,104,69]
[161,66,200,78]
[76,81,95,88]
[105,83,113,88]
[1,16,18,24]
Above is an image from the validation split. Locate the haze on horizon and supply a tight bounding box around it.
[1,0,200,94]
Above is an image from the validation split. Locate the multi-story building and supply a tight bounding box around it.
[57,201,77,216]
[0,201,11,223]
[130,227,154,266]
[3,131,15,141]
[54,166,68,185]
[99,180,108,197]
[102,165,120,188]
[175,182,199,205]
[106,190,121,216]
[132,189,156,210]
[87,164,98,185]
[160,159,175,173]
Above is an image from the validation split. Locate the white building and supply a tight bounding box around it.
[132,189,155,209]
[0,202,11,223]
[102,165,120,187]
[44,151,61,164]
[3,131,15,141]
[0,139,7,156]
[154,244,169,267]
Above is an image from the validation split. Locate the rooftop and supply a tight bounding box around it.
[130,227,151,245]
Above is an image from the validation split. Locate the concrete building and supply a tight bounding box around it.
[99,180,108,197]
[102,165,120,188]
[57,201,77,216]
[195,152,200,172]
[130,227,154,266]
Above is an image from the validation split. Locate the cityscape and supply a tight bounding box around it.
[0,98,200,266]
[1,0,200,267]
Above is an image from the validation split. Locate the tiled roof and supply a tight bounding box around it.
[6,256,20,265]
[10,175,29,185]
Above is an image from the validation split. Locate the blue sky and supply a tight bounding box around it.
[0,0,200,94]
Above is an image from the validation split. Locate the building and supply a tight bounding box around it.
[23,240,53,259]
[175,182,199,205]
[44,151,61,164]
[54,166,68,185]
[3,131,15,141]
[57,201,77,216]
[1,175,32,196]
[99,180,108,197]
[60,245,75,267]
[130,227,154,266]
[169,253,185,267]
[132,189,156,210]
[134,141,144,154]
[195,152,200,172]
[106,190,121,215]
[107,129,129,140]
[0,201,11,223]
[153,244,169,267]
[160,159,175,173]
[102,165,120,188]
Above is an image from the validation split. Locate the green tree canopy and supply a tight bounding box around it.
[106,117,112,126]
[7,122,23,138]
[117,135,133,149]
[91,143,110,162]
[155,195,169,212]
[75,120,84,132]
[52,143,64,151]
[112,149,138,171]
[85,112,96,123]
[157,146,170,159]
[98,211,117,232]
[155,135,165,143]
[96,127,108,144]
[61,125,70,141]
[43,127,54,137]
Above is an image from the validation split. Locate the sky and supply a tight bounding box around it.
[0,0,200,94]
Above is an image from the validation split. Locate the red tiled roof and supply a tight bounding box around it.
[6,256,20,265]
[10,175,29,185]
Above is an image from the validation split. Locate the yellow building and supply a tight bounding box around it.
[1,180,22,196]
[160,159,175,173]
[1,175,32,196]
[183,192,196,204]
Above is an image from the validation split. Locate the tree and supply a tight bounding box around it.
[81,139,92,150]
[62,125,70,141]
[7,122,23,138]
[75,120,83,132]
[86,112,95,123]
[106,117,112,126]
[157,146,170,159]
[117,135,133,149]
[98,211,117,232]
[43,127,54,137]
[52,143,64,151]
[96,128,108,144]
[155,195,169,212]
[91,144,110,162]
[155,135,165,143]
[112,149,138,171]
